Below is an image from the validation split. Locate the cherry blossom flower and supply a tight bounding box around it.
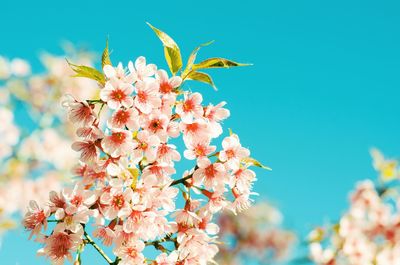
[132,130,160,163]
[155,252,178,265]
[62,94,95,126]
[38,227,83,265]
[128,56,157,82]
[23,201,50,239]
[114,239,145,265]
[100,79,134,109]
[103,62,134,83]
[176,92,203,123]
[193,157,226,189]
[101,129,137,158]
[219,134,250,170]
[134,79,161,114]
[184,137,216,161]
[156,69,182,94]
[108,107,140,131]
[204,101,230,138]
[93,226,116,246]
[71,140,99,163]
[100,179,136,219]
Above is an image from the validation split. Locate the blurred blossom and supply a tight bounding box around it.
[371,148,399,182]
[0,107,19,160]
[308,149,400,265]
[0,56,11,80]
[216,202,297,264]
[10,58,31,77]
[0,46,97,236]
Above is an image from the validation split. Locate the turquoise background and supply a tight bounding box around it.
[1,0,400,264]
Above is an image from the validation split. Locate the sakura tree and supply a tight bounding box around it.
[23,24,270,264]
[308,149,400,265]
[0,47,97,236]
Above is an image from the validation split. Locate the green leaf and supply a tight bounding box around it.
[193,57,251,70]
[182,40,214,78]
[164,46,182,75]
[101,39,112,69]
[186,71,216,90]
[147,22,182,75]
[67,60,105,86]
[242,157,272,170]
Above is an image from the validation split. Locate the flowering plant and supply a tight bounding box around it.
[308,149,400,265]
[0,47,97,236]
[23,24,269,264]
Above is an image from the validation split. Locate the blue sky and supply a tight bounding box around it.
[1,0,400,264]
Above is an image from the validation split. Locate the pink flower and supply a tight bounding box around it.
[174,207,201,227]
[155,252,178,265]
[198,213,219,235]
[100,79,134,109]
[157,143,181,164]
[219,134,250,170]
[193,158,226,189]
[128,56,157,82]
[62,94,95,126]
[49,191,67,212]
[176,92,204,123]
[71,140,99,163]
[76,126,103,141]
[134,80,161,114]
[202,190,228,214]
[156,69,182,94]
[153,186,179,212]
[101,129,137,158]
[142,111,170,142]
[204,101,230,138]
[100,179,136,219]
[108,107,140,130]
[54,210,89,234]
[230,188,254,213]
[114,239,145,265]
[23,200,50,239]
[229,167,256,193]
[132,130,160,163]
[38,227,83,265]
[93,226,116,246]
[62,184,97,212]
[103,62,134,83]
[184,137,216,160]
[177,228,219,263]
[180,119,211,141]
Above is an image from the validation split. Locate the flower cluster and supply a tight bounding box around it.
[309,149,400,265]
[0,48,98,235]
[216,202,296,265]
[23,24,267,264]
